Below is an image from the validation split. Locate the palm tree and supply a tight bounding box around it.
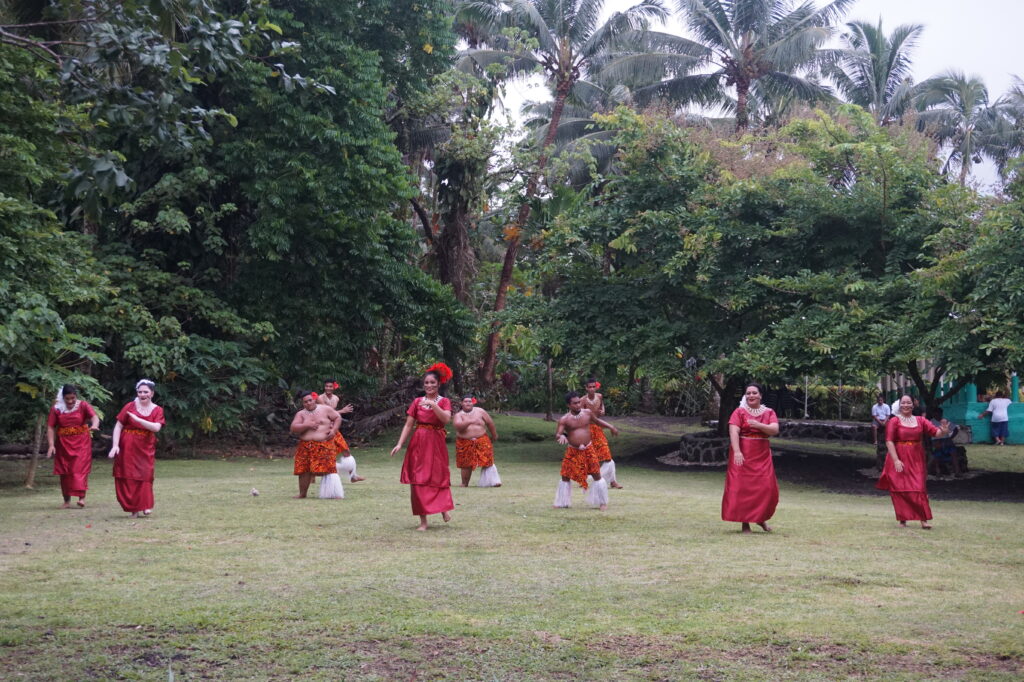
[986,76,1024,176]
[644,0,856,131]
[914,70,1011,186]
[826,18,923,124]
[461,0,668,385]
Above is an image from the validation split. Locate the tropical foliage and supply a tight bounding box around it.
[2,1,1023,449]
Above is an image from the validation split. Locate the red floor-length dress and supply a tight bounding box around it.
[48,401,96,498]
[400,397,455,516]
[877,416,938,521]
[112,402,165,513]
[722,407,780,524]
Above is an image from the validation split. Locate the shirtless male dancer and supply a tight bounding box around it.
[317,379,364,482]
[290,391,343,498]
[583,378,623,488]
[554,392,619,510]
[452,396,501,487]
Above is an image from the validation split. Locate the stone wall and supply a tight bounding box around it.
[677,431,730,464]
[707,419,874,443]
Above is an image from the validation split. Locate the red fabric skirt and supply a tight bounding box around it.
[60,475,88,498]
[115,478,154,513]
[589,424,612,462]
[721,437,778,523]
[410,484,454,516]
[400,424,452,515]
[888,492,932,522]
[877,441,931,521]
[54,426,92,497]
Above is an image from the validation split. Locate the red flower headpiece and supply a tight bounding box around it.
[471,397,478,405]
[311,392,319,400]
[425,362,453,384]
[595,381,601,389]
[332,382,339,389]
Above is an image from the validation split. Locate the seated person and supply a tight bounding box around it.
[928,408,964,476]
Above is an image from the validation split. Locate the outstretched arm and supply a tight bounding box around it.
[555,418,568,445]
[108,421,123,458]
[592,416,619,436]
[390,416,416,456]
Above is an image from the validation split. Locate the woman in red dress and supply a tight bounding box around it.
[722,383,780,533]
[877,395,949,529]
[390,364,454,531]
[46,384,100,508]
[108,379,165,518]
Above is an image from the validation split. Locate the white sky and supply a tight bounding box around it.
[505,0,1024,190]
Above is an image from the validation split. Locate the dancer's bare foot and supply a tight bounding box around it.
[898,521,908,528]
[415,523,428,531]
[142,509,151,516]
[599,504,608,511]
[920,522,932,530]
[442,511,452,523]
[350,475,365,482]
[494,483,502,487]
[757,522,772,533]
[131,512,140,518]
[460,483,469,487]
[610,482,623,489]
[77,499,86,508]
[60,502,71,509]
[741,523,752,533]
[292,494,307,499]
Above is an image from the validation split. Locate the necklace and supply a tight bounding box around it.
[743,405,766,417]
[134,398,155,416]
[898,414,917,426]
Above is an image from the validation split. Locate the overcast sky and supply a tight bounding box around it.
[506,0,1024,190]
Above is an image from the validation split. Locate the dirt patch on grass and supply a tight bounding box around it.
[5,630,1021,679]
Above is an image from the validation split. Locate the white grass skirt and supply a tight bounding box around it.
[553,480,572,507]
[337,455,357,480]
[318,473,345,499]
[478,464,501,487]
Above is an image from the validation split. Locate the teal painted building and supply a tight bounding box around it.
[915,374,1024,445]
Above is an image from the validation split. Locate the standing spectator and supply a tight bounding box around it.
[979,391,1012,445]
[871,394,891,446]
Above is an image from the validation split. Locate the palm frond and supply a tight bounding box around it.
[632,71,725,108]
[578,1,669,60]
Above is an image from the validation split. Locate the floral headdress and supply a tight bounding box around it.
[425,362,453,384]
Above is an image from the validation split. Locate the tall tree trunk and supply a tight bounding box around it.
[711,376,742,437]
[735,79,751,131]
[436,200,474,304]
[478,78,573,385]
[23,413,45,489]
[905,361,971,414]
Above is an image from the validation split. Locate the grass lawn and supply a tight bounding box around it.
[1,414,1022,680]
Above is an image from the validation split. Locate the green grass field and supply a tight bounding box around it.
[1,415,1022,680]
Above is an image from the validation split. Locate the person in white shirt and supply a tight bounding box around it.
[979,391,1012,445]
[871,394,891,446]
